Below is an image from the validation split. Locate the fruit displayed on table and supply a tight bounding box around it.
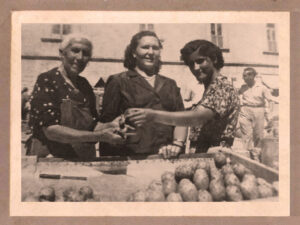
[127,190,148,202]
[22,152,278,202]
[178,178,198,201]
[209,179,226,201]
[224,173,240,187]
[166,192,183,202]
[226,185,243,201]
[23,185,95,202]
[193,169,209,190]
[39,187,56,202]
[127,152,278,202]
[79,185,94,200]
[197,189,213,202]
[221,164,234,175]
[214,152,227,169]
[63,187,87,202]
[161,171,175,182]
[240,178,259,200]
[162,178,177,196]
[174,164,194,182]
[233,163,247,180]
[146,189,165,202]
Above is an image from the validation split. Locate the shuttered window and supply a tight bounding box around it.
[266,23,277,53]
[211,23,223,48]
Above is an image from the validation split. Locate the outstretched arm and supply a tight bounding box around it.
[126,105,215,127]
[43,125,103,143]
[43,124,125,145]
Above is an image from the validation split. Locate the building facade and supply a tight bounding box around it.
[22,23,279,94]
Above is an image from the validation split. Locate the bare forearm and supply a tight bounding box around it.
[151,110,210,126]
[173,126,188,142]
[126,107,214,128]
[43,125,101,143]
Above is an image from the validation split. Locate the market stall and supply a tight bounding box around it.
[22,149,279,202]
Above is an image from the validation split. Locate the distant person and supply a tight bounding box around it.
[100,30,187,158]
[28,34,129,160]
[126,40,240,153]
[22,87,30,120]
[238,67,278,158]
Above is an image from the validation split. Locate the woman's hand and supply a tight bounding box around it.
[125,108,154,127]
[158,144,182,159]
[95,127,126,145]
[94,115,136,144]
[94,116,123,131]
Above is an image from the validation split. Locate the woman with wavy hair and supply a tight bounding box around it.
[100,30,187,157]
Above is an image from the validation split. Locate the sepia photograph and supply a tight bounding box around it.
[10,11,289,216]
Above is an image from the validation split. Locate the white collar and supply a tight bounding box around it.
[135,67,157,80]
[58,64,78,89]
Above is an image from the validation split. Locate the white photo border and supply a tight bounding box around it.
[11,11,290,216]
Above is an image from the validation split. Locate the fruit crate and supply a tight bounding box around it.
[220,149,278,183]
[22,149,278,202]
[22,154,213,201]
[219,149,278,202]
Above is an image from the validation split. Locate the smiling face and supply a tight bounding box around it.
[188,49,216,85]
[60,39,92,78]
[134,36,161,75]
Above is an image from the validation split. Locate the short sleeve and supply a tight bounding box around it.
[29,74,61,130]
[198,87,230,118]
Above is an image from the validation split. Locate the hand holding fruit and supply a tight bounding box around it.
[94,115,136,144]
[124,108,154,127]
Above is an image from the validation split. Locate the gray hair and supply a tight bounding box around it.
[59,33,93,56]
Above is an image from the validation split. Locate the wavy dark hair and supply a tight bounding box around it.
[124,30,163,71]
[180,40,224,70]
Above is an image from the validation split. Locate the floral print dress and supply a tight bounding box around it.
[28,67,98,159]
[189,75,240,152]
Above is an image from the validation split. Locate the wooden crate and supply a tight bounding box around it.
[22,150,279,201]
[220,149,278,183]
[35,150,278,183]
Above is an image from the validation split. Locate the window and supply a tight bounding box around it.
[211,23,223,48]
[266,23,277,53]
[52,24,72,36]
[139,24,154,31]
[41,24,72,43]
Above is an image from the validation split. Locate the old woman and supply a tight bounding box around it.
[28,34,125,160]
